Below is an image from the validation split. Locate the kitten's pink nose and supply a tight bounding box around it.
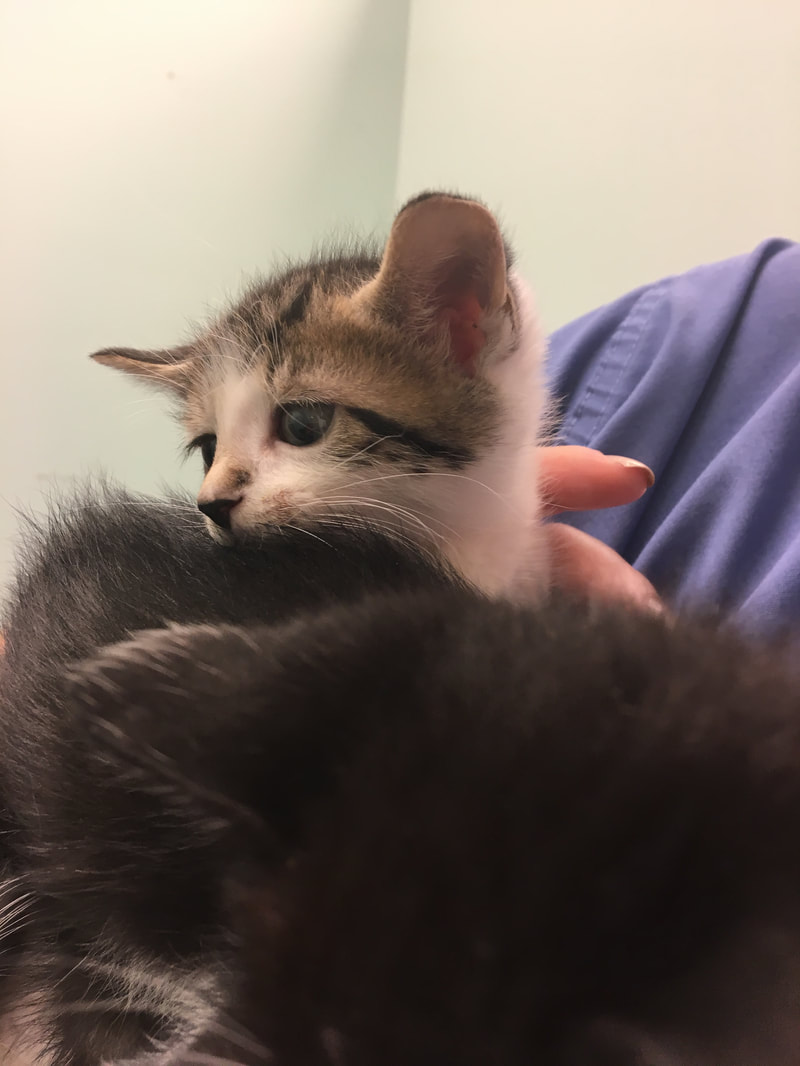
[197,496,241,531]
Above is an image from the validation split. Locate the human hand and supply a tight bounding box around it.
[540,446,661,612]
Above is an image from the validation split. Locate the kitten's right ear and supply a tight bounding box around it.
[357,192,511,376]
[90,343,196,394]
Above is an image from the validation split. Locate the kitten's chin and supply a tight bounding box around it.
[205,517,289,548]
[204,519,236,547]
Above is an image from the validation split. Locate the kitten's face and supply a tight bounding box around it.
[91,193,546,592]
[177,279,500,550]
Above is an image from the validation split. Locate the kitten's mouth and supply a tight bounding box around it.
[204,516,299,548]
[204,519,236,547]
[200,489,312,546]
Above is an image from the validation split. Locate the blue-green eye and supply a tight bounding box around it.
[277,402,335,447]
[188,433,217,471]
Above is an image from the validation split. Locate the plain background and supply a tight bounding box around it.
[2,0,799,590]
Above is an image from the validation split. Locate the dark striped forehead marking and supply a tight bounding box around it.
[344,406,473,468]
[278,279,315,331]
[221,253,380,364]
[257,279,316,360]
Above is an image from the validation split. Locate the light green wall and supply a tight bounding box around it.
[396,0,800,331]
[2,1,799,590]
[0,0,410,589]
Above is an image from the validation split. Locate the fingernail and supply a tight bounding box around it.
[643,595,665,616]
[612,457,655,488]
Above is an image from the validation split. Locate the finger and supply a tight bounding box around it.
[540,446,655,516]
[545,523,663,614]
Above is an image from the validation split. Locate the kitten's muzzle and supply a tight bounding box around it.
[198,496,242,531]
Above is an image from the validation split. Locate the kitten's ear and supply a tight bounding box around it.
[362,192,511,375]
[90,343,196,394]
[65,621,355,844]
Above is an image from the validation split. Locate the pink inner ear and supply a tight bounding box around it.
[439,292,487,376]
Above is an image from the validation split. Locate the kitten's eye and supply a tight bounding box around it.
[277,402,335,447]
[189,433,217,471]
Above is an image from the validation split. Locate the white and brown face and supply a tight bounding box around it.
[92,194,545,583]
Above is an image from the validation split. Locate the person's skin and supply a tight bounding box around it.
[540,446,661,612]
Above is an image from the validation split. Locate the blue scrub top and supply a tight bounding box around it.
[547,239,800,635]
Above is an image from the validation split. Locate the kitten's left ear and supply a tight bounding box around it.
[64,620,365,844]
[361,192,512,375]
[90,343,196,394]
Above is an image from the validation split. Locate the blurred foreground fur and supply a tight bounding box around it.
[1,486,799,1065]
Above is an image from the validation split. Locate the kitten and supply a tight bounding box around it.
[0,485,452,1066]
[3,488,800,1065]
[90,192,548,599]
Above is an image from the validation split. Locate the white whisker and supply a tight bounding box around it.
[315,513,436,563]
[281,524,332,548]
[206,1018,272,1059]
[177,1054,250,1066]
[330,469,514,508]
[311,495,457,544]
[330,432,403,466]
[320,497,443,542]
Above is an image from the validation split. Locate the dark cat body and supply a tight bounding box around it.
[0,487,451,1064]
[2,489,800,1065]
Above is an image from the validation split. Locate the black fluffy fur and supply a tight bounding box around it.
[2,487,800,1065]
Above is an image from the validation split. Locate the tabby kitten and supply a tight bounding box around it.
[91,192,547,598]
